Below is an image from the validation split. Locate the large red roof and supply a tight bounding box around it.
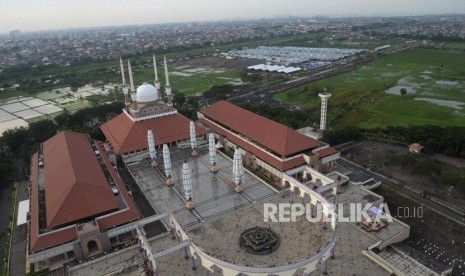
[43,131,118,228]
[200,117,307,171]
[30,133,141,253]
[200,101,320,157]
[30,153,78,253]
[100,112,207,155]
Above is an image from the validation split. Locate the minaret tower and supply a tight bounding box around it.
[128,60,135,94]
[209,133,217,173]
[164,56,173,106]
[153,54,161,91]
[128,60,139,114]
[147,128,157,167]
[162,144,173,185]
[318,91,331,131]
[182,161,194,209]
[231,148,243,193]
[120,57,130,110]
[190,121,198,157]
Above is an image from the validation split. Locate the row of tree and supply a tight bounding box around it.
[322,125,465,157]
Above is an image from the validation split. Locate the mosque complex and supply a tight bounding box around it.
[25,54,416,276]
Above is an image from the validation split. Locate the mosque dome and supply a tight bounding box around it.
[136,83,158,103]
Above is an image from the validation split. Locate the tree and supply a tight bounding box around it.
[173,93,186,107]
[400,88,407,98]
[0,157,14,183]
[28,119,58,143]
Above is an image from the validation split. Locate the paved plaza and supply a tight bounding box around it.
[65,147,422,276]
[187,194,332,267]
[126,147,276,227]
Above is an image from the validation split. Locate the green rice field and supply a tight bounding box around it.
[274,49,465,128]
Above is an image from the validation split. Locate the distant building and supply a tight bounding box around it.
[247,63,302,74]
[9,29,21,39]
[374,44,391,52]
[28,131,141,271]
[409,143,424,154]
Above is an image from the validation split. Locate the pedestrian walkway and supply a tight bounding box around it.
[378,246,438,276]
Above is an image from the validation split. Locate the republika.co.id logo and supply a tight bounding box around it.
[263,202,393,223]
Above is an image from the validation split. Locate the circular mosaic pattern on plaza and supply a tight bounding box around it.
[239,227,280,255]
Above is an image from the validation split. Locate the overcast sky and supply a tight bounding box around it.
[1,0,465,33]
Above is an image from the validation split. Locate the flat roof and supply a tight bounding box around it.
[17,199,29,226]
[229,46,367,65]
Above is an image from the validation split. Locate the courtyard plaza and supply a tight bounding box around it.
[125,146,276,227]
[68,146,417,276]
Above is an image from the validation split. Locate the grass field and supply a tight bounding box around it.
[132,66,243,96]
[274,49,465,128]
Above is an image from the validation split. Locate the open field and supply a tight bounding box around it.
[0,84,121,134]
[274,49,465,128]
[133,65,243,96]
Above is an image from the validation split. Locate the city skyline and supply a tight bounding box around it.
[1,0,465,33]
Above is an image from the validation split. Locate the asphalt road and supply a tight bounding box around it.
[9,181,28,276]
[0,182,13,272]
[338,158,465,225]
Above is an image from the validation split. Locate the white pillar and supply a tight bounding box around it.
[232,148,243,192]
[147,128,157,167]
[182,162,193,209]
[162,144,173,185]
[208,133,217,173]
[319,92,331,131]
[190,121,198,156]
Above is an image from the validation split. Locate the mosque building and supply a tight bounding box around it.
[25,54,412,276]
[101,55,206,156]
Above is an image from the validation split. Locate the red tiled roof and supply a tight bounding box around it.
[43,131,118,228]
[29,135,141,254]
[100,112,207,155]
[315,147,338,159]
[409,143,424,151]
[200,117,306,171]
[200,101,320,157]
[30,153,78,253]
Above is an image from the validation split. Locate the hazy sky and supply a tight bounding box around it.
[1,0,465,33]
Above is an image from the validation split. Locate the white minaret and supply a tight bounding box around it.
[182,161,193,209]
[120,57,126,86]
[162,144,173,185]
[209,133,217,173]
[120,58,130,109]
[164,56,173,106]
[319,91,331,131]
[153,54,160,91]
[232,148,243,192]
[190,121,198,157]
[128,60,135,93]
[147,128,157,167]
